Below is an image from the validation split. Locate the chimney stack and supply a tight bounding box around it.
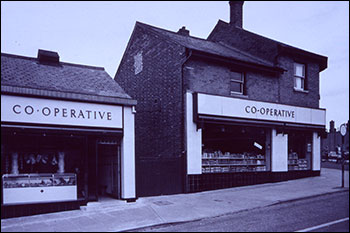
[37,49,60,65]
[229,1,244,28]
[330,120,335,133]
[177,26,190,36]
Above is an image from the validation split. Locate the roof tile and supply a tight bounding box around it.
[1,53,131,101]
[137,22,276,69]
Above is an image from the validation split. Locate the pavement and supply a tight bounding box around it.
[1,168,349,232]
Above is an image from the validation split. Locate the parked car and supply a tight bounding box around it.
[328,151,341,163]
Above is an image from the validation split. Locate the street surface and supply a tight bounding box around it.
[321,161,349,171]
[133,191,349,232]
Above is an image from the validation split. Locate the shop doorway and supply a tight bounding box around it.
[97,141,121,200]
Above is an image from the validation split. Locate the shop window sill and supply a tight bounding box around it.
[230,92,248,99]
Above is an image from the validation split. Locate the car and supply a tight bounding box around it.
[328,151,339,163]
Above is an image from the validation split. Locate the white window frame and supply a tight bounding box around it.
[230,71,244,95]
[294,63,305,91]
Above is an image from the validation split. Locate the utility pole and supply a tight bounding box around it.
[339,124,347,188]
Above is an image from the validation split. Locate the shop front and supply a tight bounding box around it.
[186,92,325,192]
[1,94,136,218]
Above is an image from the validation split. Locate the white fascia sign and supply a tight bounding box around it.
[1,95,123,129]
[196,93,326,126]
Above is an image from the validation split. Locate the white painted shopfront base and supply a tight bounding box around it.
[3,186,77,205]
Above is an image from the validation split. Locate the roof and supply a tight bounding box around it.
[1,53,136,106]
[136,22,283,73]
[208,20,328,71]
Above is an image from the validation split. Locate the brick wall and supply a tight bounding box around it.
[208,22,321,109]
[114,23,187,195]
[184,59,232,96]
[184,57,280,103]
[184,55,320,108]
[208,21,279,64]
[277,55,320,108]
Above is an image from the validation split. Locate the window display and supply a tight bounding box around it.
[202,150,266,173]
[288,131,312,170]
[202,124,269,173]
[1,133,86,203]
[3,173,76,188]
[288,152,309,171]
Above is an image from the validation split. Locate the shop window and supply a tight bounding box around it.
[294,63,307,91]
[202,124,270,173]
[288,131,312,170]
[230,70,244,95]
[1,133,86,202]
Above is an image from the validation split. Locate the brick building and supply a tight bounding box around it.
[115,1,328,197]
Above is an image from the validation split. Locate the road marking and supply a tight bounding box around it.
[295,217,349,232]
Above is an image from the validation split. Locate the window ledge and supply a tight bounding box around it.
[230,92,249,99]
[293,88,309,94]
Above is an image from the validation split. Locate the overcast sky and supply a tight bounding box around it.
[1,1,349,130]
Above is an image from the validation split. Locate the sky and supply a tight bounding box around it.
[1,1,349,130]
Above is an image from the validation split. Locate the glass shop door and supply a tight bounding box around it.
[97,140,121,199]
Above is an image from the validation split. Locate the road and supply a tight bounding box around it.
[133,191,349,232]
[321,161,349,171]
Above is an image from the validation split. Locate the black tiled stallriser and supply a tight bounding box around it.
[187,171,320,193]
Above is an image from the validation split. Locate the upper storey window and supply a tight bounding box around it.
[294,63,306,91]
[230,71,244,95]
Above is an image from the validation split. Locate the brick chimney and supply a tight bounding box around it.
[177,26,190,36]
[330,120,335,133]
[229,1,244,28]
[37,49,60,65]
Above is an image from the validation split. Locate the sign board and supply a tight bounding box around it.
[196,93,326,126]
[1,95,123,129]
[340,124,347,136]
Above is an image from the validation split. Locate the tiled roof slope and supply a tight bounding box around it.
[137,22,282,71]
[208,20,327,71]
[1,53,135,105]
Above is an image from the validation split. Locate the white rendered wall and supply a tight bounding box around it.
[186,92,202,174]
[312,132,321,171]
[121,106,136,199]
[271,129,288,172]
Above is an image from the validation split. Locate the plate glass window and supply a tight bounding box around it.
[230,71,244,95]
[294,63,305,90]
